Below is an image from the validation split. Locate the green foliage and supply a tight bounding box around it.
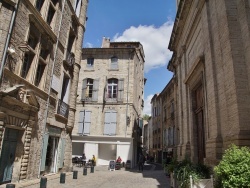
[174,159,210,188]
[143,114,150,121]
[163,158,211,188]
[214,144,250,188]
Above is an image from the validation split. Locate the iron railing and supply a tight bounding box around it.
[57,99,69,118]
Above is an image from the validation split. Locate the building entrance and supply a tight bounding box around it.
[45,136,59,173]
[0,128,19,184]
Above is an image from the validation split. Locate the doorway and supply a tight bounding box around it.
[45,136,59,173]
[194,84,205,163]
[0,128,19,184]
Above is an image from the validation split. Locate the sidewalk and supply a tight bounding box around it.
[0,163,170,188]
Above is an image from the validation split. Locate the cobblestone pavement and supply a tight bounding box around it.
[0,163,170,188]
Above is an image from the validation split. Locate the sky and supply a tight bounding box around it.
[83,0,177,116]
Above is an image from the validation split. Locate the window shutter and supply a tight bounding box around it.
[78,111,84,134]
[117,79,124,102]
[58,138,66,168]
[110,111,117,135]
[81,79,87,101]
[104,112,111,135]
[92,79,99,101]
[83,111,91,134]
[40,133,49,171]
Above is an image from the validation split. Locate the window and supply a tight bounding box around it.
[104,110,117,135]
[86,79,93,98]
[21,53,34,78]
[61,75,70,104]
[36,0,44,11]
[47,5,55,25]
[74,0,82,17]
[28,33,38,50]
[78,110,91,135]
[87,58,94,68]
[35,61,46,86]
[81,78,99,101]
[107,79,117,98]
[170,100,174,119]
[110,56,118,69]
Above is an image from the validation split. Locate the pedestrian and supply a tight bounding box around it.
[92,155,96,166]
[138,154,145,171]
[82,153,86,166]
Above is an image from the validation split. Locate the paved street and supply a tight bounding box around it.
[0,163,170,188]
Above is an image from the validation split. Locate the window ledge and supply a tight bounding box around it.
[108,69,119,71]
[84,69,94,72]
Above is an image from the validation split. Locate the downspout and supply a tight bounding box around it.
[125,52,130,138]
[37,0,67,178]
[0,0,21,86]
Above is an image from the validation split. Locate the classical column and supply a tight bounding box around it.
[19,120,34,180]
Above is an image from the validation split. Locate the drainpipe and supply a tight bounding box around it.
[125,53,130,138]
[125,50,134,137]
[37,0,67,178]
[0,0,21,86]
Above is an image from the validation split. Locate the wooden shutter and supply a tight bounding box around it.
[83,111,91,134]
[117,79,124,102]
[78,111,84,134]
[81,79,87,101]
[104,111,111,135]
[58,138,66,168]
[40,133,49,171]
[92,79,99,101]
[110,111,117,135]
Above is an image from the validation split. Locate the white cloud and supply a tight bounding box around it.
[113,21,174,73]
[143,94,154,116]
[85,42,93,48]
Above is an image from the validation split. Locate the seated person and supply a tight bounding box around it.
[116,156,122,163]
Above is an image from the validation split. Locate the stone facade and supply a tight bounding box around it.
[150,93,162,163]
[72,38,145,167]
[159,77,177,161]
[0,0,88,183]
[168,0,250,166]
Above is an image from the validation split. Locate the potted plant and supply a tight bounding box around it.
[172,158,211,188]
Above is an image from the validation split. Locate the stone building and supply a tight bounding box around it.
[0,0,88,183]
[150,93,162,163]
[168,0,250,166]
[72,38,145,167]
[159,77,177,161]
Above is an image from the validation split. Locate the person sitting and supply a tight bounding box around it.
[116,156,122,163]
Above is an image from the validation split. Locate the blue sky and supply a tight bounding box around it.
[83,0,177,115]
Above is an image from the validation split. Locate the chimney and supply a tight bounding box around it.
[101,37,110,48]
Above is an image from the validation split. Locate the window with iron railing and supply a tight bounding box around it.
[57,99,69,118]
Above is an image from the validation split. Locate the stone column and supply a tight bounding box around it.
[0,111,6,154]
[19,120,34,180]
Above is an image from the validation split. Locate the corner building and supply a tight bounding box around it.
[72,38,145,167]
[0,0,88,183]
[168,0,250,166]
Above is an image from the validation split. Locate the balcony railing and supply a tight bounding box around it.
[57,99,69,118]
[65,51,75,67]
